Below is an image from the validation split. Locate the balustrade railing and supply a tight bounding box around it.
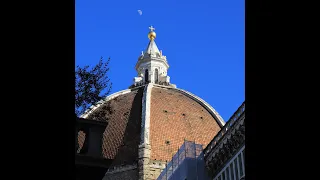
[204,102,245,157]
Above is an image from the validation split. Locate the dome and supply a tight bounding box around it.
[78,84,225,166]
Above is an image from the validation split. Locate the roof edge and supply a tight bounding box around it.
[80,87,143,118]
[152,84,226,127]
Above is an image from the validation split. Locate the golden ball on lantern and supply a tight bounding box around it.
[148,31,156,40]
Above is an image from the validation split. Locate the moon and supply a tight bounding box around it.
[137,10,142,16]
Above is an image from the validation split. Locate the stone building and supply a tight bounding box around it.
[204,102,245,180]
[75,116,113,180]
[76,26,228,180]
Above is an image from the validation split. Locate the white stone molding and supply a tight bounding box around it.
[80,87,140,118]
[140,83,153,145]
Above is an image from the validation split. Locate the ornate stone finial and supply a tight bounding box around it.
[148,26,156,40]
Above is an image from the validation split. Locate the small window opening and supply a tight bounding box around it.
[155,68,159,83]
[145,69,149,83]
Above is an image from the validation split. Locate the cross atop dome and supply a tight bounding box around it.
[149,26,155,32]
[148,26,156,40]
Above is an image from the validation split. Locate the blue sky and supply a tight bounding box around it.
[76,0,244,121]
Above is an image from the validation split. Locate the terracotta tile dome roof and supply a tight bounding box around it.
[77,84,224,165]
[149,86,222,161]
[78,87,144,166]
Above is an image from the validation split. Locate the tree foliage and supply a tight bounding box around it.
[75,56,112,116]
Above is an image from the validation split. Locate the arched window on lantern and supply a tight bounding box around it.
[145,69,149,83]
[155,68,159,83]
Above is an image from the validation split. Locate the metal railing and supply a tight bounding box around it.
[157,140,207,180]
